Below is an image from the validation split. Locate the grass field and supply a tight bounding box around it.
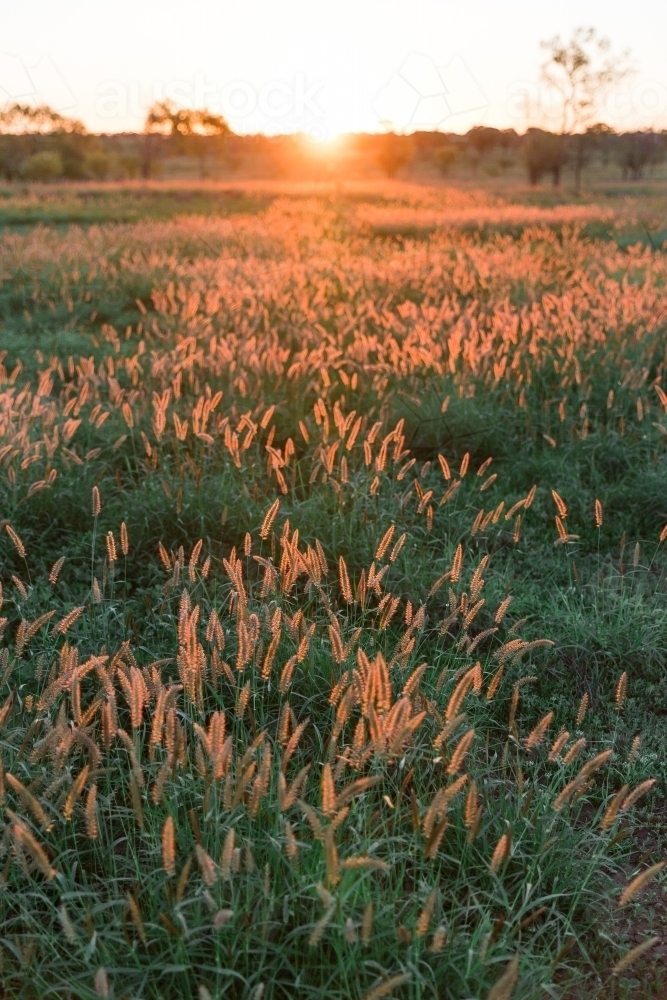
[0,179,665,1000]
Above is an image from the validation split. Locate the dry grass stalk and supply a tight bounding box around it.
[551,490,567,518]
[548,729,570,761]
[445,664,480,721]
[91,486,101,517]
[562,737,586,765]
[490,832,511,873]
[6,524,27,558]
[94,968,109,998]
[524,711,554,751]
[6,773,52,829]
[486,954,519,1000]
[464,781,478,828]
[284,819,299,865]
[361,901,373,946]
[308,898,336,946]
[362,973,411,1000]
[51,606,85,636]
[221,827,235,880]
[196,844,218,886]
[415,889,438,937]
[11,820,56,879]
[618,861,665,906]
[627,735,641,765]
[48,556,66,585]
[486,664,505,702]
[63,764,90,820]
[615,671,627,710]
[105,531,117,563]
[375,524,395,561]
[600,785,629,831]
[321,763,336,817]
[622,778,656,812]
[612,936,660,975]
[162,815,176,875]
[337,556,353,603]
[575,692,590,726]
[83,784,98,838]
[446,729,475,774]
[387,532,406,563]
[126,892,147,944]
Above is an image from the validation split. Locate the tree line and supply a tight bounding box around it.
[0,104,664,187]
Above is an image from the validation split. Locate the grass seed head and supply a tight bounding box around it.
[91,486,101,517]
[612,936,661,975]
[6,524,26,559]
[490,831,511,874]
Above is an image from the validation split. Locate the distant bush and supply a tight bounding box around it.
[21,150,63,181]
[375,132,412,177]
[118,153,140,179]
[85,151,111,180]
[434,143,457,175]
[523,129,567,186]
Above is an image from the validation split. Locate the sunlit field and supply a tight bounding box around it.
[0,180,666,1000]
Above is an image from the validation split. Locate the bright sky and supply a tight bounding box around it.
[1,0,666,137]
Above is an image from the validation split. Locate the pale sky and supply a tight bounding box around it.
[1,1,666,137]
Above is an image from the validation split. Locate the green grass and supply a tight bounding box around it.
[0,181,665,999]
[0,185,270,228]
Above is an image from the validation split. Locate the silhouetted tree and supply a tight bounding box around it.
[144,101,229,179]
[0,104,87,179]
[540,27,630,193]
[0,104,85,135]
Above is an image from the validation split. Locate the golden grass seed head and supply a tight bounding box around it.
[615,671,628,710]
[490,831,510,874]
[612,937,661,975]
[91,486,101,517]
[600,785,630,831]
[524,711,554,751]
[6,524,26,559]
[575,693,589,727]
[94,968,109,998]
[485,954,519,1000]
[622,778,656,812]
[162,815,176,875]
[361,901,373,946]
[627,734,641,765]
[618,862,666,906]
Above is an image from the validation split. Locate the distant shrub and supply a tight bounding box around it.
[22,150,63,181]
[375,132,412,178]
[118,153,140,179]
[85,151,111,180]
[434,143,457,175]
[523,129,567,186]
